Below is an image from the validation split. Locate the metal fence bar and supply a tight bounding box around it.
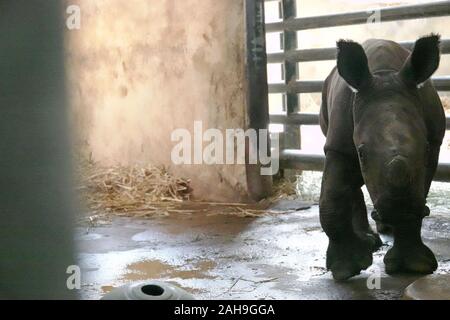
[268,39,450,63]
[266,0,450,32]
[271,113,450,130]
[281,0,301,150]
[279,150,325,171]
[436,162,450,181]
[269,80,322,93]
[270,113,320,125]
[431,76,450,91]
[269,76,450,94]
[279,150,450,182]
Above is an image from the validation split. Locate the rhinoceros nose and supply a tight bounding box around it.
[386,155,411,188]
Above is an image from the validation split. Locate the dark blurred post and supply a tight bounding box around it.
[0,1,76,299]
[244,0,273,200]
[281,0,300,150]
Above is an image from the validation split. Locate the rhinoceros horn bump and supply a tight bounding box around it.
[387,156,411,188]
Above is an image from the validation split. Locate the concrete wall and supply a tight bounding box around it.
[66,0,251,202]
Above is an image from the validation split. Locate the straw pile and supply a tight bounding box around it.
[441,96,450,150]
[76,158,302,222]
[77,159,192,217]
[268,177,298,201]
[442,96,450,113]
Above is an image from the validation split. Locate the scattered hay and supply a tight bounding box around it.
[205,205,294,218]
[441,95,450,113]
[76,158,302,222]
[77,159,193,219]
[440,96,450,150]
[268,177,298,202]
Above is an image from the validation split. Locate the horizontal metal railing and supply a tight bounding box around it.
[270,113,320,125]
[268,76,450,94]
[267,39,450,63]
[270,113,450,130]
[278,149,450,182]
[266,1,450,32]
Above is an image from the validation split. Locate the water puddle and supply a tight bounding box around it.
[75,232,103,241]
[122,259,217,282]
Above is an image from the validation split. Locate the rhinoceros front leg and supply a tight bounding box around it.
[319,151,373,281]
[383,144,440,275]
[425,143,441,197]
[384,218,437,275]
[352,188,382,251]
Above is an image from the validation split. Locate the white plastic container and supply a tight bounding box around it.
[101,281,195,300]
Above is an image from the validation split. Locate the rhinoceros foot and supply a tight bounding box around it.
[356,229,383,252]
[326,236,373,281]
[384,242,437,275]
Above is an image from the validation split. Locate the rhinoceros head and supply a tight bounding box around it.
[336,35,441,222]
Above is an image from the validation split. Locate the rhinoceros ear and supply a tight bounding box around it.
[337,40,372,92]
[399,34,440,86]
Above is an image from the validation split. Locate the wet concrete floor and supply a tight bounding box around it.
[76,203,450,300]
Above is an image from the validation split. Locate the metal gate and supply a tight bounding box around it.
[245,0,450,182]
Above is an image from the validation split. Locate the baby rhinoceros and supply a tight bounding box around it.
[319,34,446,281]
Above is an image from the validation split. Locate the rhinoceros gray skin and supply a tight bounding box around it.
[319,35,446,281]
